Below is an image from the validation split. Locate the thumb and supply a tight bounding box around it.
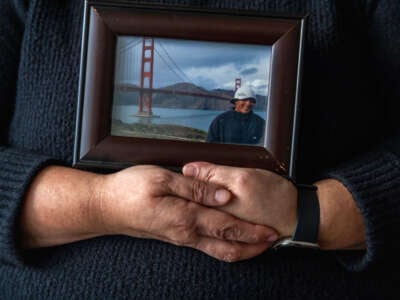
[182,162,232,206]
[182,161,218,180]
[182,162,236,188]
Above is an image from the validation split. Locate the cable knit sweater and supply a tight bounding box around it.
[1,0,400,299]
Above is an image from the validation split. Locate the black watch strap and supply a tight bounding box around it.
[292,184,320,243]
[272,184,320,249]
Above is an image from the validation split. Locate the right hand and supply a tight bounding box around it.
[94,165,279,262]
[182,162,298,238]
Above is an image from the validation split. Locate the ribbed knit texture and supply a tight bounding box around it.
[1,0,400,298]
[328,150,400,271]
[0,148,53,265]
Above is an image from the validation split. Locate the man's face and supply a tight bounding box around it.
[234,98,255,114]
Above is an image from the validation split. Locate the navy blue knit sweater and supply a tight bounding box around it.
[1,0,400,298]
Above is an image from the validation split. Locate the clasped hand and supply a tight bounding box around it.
[21,163,298,263]
[95,163,297,262]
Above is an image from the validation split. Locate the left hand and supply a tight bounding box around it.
[183,162,298,238]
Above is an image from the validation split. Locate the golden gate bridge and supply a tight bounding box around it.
[114,37,242,116]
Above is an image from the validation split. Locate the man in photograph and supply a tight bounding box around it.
[206,86,265,145]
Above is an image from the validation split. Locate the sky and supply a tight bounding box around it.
[114,36,271,96]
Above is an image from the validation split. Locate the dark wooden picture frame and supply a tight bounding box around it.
[74,0,306,178]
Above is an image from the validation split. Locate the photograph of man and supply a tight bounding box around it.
[206,86,265,145]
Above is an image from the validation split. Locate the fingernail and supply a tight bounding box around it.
[184,165,197,177]
[215,189,230,204]
[267,234,278,242]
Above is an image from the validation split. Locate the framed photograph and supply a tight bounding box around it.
[74,0,306,178]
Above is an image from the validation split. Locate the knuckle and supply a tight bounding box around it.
[202,167,216,182]
[234,171,252,186]
[191,180,207,204]
[149,171,174,191]
[215,224,241,240]
[194,165,216,181]
[154,171,173,186]
[168,204,198,245]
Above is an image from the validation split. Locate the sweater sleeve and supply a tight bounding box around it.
[0,0,24,144]
[327,146,400,271]
[0,0,55,265]
[326,0,400,272]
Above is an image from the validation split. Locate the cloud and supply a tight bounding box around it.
[193,76,218,90]
[156,37,271,72]
[240,67,258,76]
[251,79,269,95]
[115,36,271,95]
[186,63,239,90]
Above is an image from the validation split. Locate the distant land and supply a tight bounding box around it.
[111,119,207,142]
[113,82,267,111]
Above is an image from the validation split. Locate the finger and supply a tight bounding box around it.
[156,198,278,245]
[193,237,270,262]
[183,162,240,187]
[165,171,232,206]
[194,205,278,244]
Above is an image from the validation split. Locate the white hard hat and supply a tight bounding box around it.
[231,86,256,103]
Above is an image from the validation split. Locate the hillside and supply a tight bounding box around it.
[113,82,267,111]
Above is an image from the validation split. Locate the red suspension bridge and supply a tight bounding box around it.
[114,37,241,116]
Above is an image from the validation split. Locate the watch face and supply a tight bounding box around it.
[272,237,320,250]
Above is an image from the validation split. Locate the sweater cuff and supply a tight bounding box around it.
[324,149,400,272]
[0,147,56,265]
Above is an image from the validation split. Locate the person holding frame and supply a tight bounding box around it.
[1,0,400,299]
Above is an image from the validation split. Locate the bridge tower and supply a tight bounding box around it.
[235,78,241,91]
[138,37,154,116]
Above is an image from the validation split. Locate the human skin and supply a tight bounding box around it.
[233,98,255,114]
[19,165,279,262]
[20,160,365,264]
[183,162,366,250]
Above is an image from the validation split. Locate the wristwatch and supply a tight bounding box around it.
[273,184,320,249]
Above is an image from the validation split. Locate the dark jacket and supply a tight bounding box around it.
[206,110,265,145]
[1,0,400,298]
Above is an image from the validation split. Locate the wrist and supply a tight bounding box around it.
[280,190,298,238]
[20,166,110,248]
[90,172,116,236]
[315,179,366,249]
